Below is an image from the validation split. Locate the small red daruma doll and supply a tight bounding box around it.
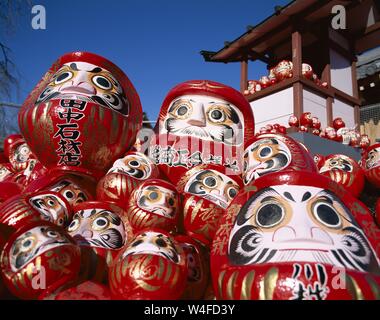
[259,76,271,89]
[7,135,33,172]
[299,112,313,127]
[211,170,380,300]
[0,221,81,300]
[313,154,325,170]
[361,143,380,188]
[96,151,160,206]
[360,134,371,150]
[109,229,187,300]
[18,51,142,179]
[311,116,321,129]
[333,117,346,131]
[67,201,129,283]
[0,163,14,182]
[274,60,293,81]
[150,80,255,185]
[176,164,242,246]
[288,115,299,128]
[325,126,337,141]
[175,234,210,300]
[242,133,317,185]
[0,190,71,229]
[302,63,313,79]
[125,179,180,233]
[319,154,365,198]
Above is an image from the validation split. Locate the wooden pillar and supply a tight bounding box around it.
[351,60,361,129]
[240,60,248,93]
[292,30,303,117]
[322,25,333,126]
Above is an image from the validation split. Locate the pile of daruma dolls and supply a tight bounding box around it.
[243,60,328,96]
[0,51,380,300]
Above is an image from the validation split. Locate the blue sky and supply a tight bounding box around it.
[3,0,290,122]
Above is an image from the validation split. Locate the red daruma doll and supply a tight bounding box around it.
[0,221,81,299]
[96,151,160,206]
[211,171,380,300]
[109,229,187,300]
[361,143,380,188]
[18,51,142,179]
[319,154,365,198]
[176,164,242,246]
[242,133,317,185]
[67,201,130,283]
[150,80,255,185]
[125,179,180,233]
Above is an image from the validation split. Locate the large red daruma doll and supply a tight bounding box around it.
[211,171,380,300]
[242,133,317,185]
[18,51,142,179]
[176,164,243,246]
[0,221,81,299]
[319,154,365,198]
[150,80,254,185]
[361,143,380,189]
[109,229,187,300]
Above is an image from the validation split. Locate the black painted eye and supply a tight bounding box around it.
[92,75,112,90]
[68,219,80,232]
[168,198,175,206]
[243,160,248,172]
[343,164,353,172]
[175,104,190,118]
[54,71,73,85]
[131,239,143,247]
[21,237,35,252]
[256,203,285,228]
[156,238,167,247]
[129,160,140,168]
[203,176,217,188]
[330,160,338,166]
[227,187,238,199]
[313,202,341,228]
[92,217,109,231]
[57,218,64,226]
[64,190,74,199]
[259,146,272,158]
[47,230,59,238]
[149,191,159,200]
[208,109,225,123]
[47,199,56,207]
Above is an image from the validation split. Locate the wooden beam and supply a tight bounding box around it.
[293,82,304,118]
[351,60,359,99]
[240,60,248,93]
[326,97,333,126]
[292,30,302,77]
[354,104,360,127]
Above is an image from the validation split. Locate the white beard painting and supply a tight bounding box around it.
[161,95,244,146]
[228,185,380,274]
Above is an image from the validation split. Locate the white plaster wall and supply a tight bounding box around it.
[332,98,355,128]
[330,49,353,95]
[250,87,293,132]
[303,89,327,128]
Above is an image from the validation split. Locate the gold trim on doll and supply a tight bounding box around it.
[320,155,354,173]
[228,185,380,274]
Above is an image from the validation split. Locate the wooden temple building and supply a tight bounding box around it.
[201,0,380,133]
